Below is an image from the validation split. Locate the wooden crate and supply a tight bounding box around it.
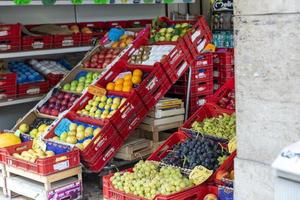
[115,138,152,161]
[5,166,82,199]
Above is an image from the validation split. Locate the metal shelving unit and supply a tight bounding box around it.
[0,95,45,107]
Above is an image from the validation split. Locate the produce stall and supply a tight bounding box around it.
[0,1,237,199]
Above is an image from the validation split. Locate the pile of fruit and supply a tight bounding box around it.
[111,34,134,49]
[129,45,174,65]
[18,119,53,139]
[218,90,235,110]
[106,69,143,93]
[162,137,229,171]
[191,113,236,140]
[83,48,122,69]
[9,61,44,84]
[51,122,101,150]
[150,22,192,43]
[62,71,100,93]
[110,160,194,199]
[12,148,55,163]
[39,91,79,117]
[76,95,126,119]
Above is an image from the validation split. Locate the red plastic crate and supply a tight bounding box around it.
[82,135,124,172]
[0,72,17,87]
[79,22,106,46]
[103,168,218,200]
[0,84,17,100]
[183,16,213,60]
[189,94,213,110]
[47,73,65,87]
[53,34,81,48]
[2,140,80,175]
[22,35,53,51]
[178,65,213,83]
[181,103,235,134]
[169,80,213,96]
[0,37,21,52]
[213,48,234,65]
[17,80,49,97]
[106,21,128,29]
[126,19,152,28]
[0,24,21,39]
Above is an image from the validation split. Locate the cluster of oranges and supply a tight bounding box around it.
[106,69,143,93]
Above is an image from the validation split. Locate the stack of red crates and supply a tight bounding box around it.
[167,53,214,116]
[0,24,21,52]
[213,48,234,91]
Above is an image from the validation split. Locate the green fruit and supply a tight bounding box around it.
[101,96,107,103]
[167,28,174,33]
[19,123,29,133]
[29,129,38,138]
[78,77,86,83]
[86,72,93,79]
[93,72,99,79]
[71,80,78,87]
[60,132,68,142]
[63,83,71,91]
[171,35,179,42]
[159,28,166,34]
[159,36,166,42]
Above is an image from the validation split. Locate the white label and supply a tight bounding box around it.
[128,47,136,56]
[191,30,201,42]
[103,147,115,161]
[0,31,8,37]
[197,86,206,92]
[177,62,188,77]
[32,41,44,49]
[62,39,74,47]
[121,103,133,119]
[146,77,158,91]
[197,99,206,106]
[197,39,206,52]
[95,137,107,151]
[129,117,140,130]
[27,88,40,94]
[53,160,69,171]
[0,44,9,51]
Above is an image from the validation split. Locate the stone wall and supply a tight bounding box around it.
[234,1,300,199]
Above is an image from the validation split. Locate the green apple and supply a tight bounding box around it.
[107,97,113,104]
[84,127,94,137]
[85,78,92,85]
[95,113,101,118]
[89,113,95,117]
[90,106,97,113]
[171,35,179,42]
[93,128,101,137]
[113,97,120,105]
[76,85,84,93]
[103,109,109,115]
[93,72,99,79]
[98,102,105,109]
[92,101,99,107]
[76,131,85,140]
[104,104,111,110]
[29,128,38,138]
[63,83,71,91]
[71,80,78,87]
[70,85,77,92]
[95,96,101,102]
[85,104,91,111]
[88,100,94,105]
[111,103,118,110]
[86,72,93,79]
[79,77,86,83]
[82,110,89,115]
[101,95,107,103]
[95,109,102,115]
[69,123,78,131]
[77,125,85,133]
[19,123,29,133]
[60,132,68,142]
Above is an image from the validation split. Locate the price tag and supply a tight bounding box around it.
[87,85,106,97]
[54,118,72,136]
[14,130,21,137]
[228,136,237,153]
[189,165,213,185]
[33,139,47,152]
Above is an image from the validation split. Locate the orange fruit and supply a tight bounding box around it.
[111,42,119,49]
[115,78,124,85]
[120,34,128,41]
[132,75,142,85]
[106,82,115,91]
[133,69,143,77]
[122,85,132,92]
[123,80,133,87]
[124,73,132,81]
[114,84,123,92]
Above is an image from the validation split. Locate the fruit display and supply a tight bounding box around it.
[83,48,122,69]
[12,148,55,163]
[106,69,144,93]
[76,95,126,120]
[217,90,235,110]
[17,118,54,138]
[204,194,218,200]
[50,122,101,150]
[111,34,135,49]
[162,137,229,171]
[191,113,236,140]
[110,160,194,199]
[128,45,174,65]
[150,22,192,43]
[38,91,79,117]
[62,71,100,93]
[9,61,44,84]
[0,133,22,148]
[215,169,234,181]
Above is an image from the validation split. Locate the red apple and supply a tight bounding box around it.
[39,106,48,114]
[90,62,97,68]
[98,54,105,59]
[67,102,73,108]
[104,58,111,63]
[48,97,57,103]
[60,106,67,112]
[48,103,55,109]
[64,93,71,100]
[61,99,68,106]
[83,61,90,68]
[51,109,59,116]
[106,54,112,59]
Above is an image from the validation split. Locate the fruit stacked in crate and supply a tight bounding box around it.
[0,23,21,52]
[167,53,214,117]
[213,48,234,91]
[8,61,49,97]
